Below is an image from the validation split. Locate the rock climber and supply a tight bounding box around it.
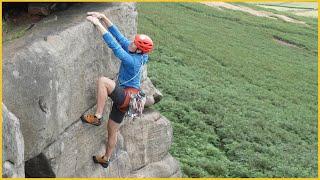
[82,12,153,168]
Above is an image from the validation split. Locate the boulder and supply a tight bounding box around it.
[130,154,181,178]
[2,104,25,177]
[3,2,137,160]
[75,150,131,178]
[141,77,163,107]
[120,109,173,170]
[41,102,117,177]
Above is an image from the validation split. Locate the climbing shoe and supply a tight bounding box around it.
[81,114,102,126]
[93,155,109,168]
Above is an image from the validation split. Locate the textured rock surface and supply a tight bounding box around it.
[40,101,129,177]
[130,154,181,178]
[3,2,137,160]
[142,77,163,107]
[75,150,131,178]
[120,109,173,170]
[2,104,25,177]
[3,2,181,178]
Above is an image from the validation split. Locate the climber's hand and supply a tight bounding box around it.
[87,12,106,20]
[87,16,107,34]
[86,16,100,25]
[87,12,113,27]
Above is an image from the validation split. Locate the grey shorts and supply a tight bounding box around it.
[109,84,126,124]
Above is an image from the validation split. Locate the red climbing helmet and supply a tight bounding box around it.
[134,34,154,54]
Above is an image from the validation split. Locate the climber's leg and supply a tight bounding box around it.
[92,79,127,168]
[104,118,120,160]
[95,76,116,118]
[92,118,119,168]
[81,77,115,126]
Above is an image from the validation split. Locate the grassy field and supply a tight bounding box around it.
[137,3,317,177]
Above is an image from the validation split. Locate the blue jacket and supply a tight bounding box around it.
[102,25,148,89]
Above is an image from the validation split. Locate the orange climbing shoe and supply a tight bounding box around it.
[81,114,102,126]
[93,155,109,168]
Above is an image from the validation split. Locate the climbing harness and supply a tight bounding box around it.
[127,91,146,118]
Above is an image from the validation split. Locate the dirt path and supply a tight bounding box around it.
[257,5,317,18]
[201,2,307,25]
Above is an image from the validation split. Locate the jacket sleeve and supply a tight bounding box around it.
[102,32,133,65]
[108,25,131,51]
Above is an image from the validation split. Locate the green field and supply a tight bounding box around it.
[137,3,318,177]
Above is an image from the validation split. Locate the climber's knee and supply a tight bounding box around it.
[97,76,116,94]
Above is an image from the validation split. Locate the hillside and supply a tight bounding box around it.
[2,3,181,177]
[137,3,318,177]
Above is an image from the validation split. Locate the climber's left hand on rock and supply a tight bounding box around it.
[87,12,106,20]
[86,16,100,25]
[87,12,113,27]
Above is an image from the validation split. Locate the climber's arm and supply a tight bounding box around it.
[101,16,130,50]
[102,32,133,65]
[87,16,133,65]
[107,25,131,50]
[87,16,107,35]
[87,12,130,49]
[87,12,113,27]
